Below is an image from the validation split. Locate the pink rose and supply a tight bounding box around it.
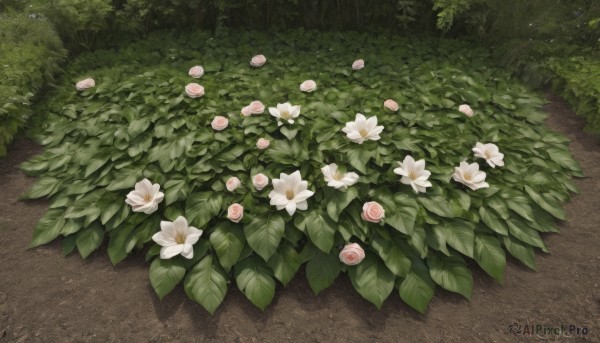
[185,83,205,98]
[458,104,474,117]
[248,100,265,114]
[361,201,385,223]
[227,203,244,223]
[384,99,399,112]
[339,243,365,265]
[250,54,267,68]
[299,80,317,92]
[226,177,241,192]
[352,59,364,70]
[241,106,252,117]
[252,173,269,191]
[211,116,229,131]
[188,65,204,78]
[76,78,95,91]
[256,138,270,149]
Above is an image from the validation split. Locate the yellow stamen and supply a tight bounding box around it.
[359,128,369,138]
[143,193,152,203]
[280,111,291,119]
[463,172,472,181]
[408,170,417,180]
[175,232,186,245]
[286,189,295,200]
[333,171,344,180]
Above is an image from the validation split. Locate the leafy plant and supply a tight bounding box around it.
[23,30,581,314]
[0,14,66,157]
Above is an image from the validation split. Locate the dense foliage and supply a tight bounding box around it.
[22,30,582,313]
[0,14,66,157]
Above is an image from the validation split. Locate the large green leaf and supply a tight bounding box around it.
[474,235,505,282]
[267,242,301,286]
[244,213,285,261]
[234,256,276,310]
[438,220,475,258]
[149,257,186,299]
[30,208,65,248]
[306,250,341,295]
[371,236,411,277]
[326,187,358,222]
[502,235,537,270]
[186,192,223,228]
[184,255,228,314]
[305,210,336,253]
[348,254,395,309]
[75,224,104,259]
[428,254,473,299]
[209,222,245,271]
[399,260,435,314]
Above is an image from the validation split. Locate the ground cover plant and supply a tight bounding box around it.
[0,14,66,157]
[21,30,583,314]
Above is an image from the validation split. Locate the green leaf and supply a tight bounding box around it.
[30,208,65,248]
[507,218,548,252]
[524,186,566,220]
[347,148,374,174]
[62,235,77,256]
[22,177,61,199]
[306,250,341,295]
[502,235,537,270]
[244,213,285,261]
[348,254,395,309]
[371,236,411,277]
[234,256,276,310]
[474,235,506,283]
[164,177,189,206]
[385,195,419,235]
[149,257,186,299]
[186,192,223,228]
[326,187,358,222]
[546,147,582,173]
[507,198,534,222]
[438,220,475,258]
[428,254,473,299]
[210,222,245,271]
[479,207,508,235]
[75,224,104,259]
[267,242,301,286]
[305,210,336,253]
[107,224,136,265]
[184,255,229,315]
[418,196,455,218]
[399,261,435,314]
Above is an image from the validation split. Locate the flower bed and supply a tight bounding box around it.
[21,30,582,314]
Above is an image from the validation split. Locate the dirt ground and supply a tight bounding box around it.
[0,92,599,343]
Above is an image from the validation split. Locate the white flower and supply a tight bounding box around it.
[342,113,384,144]
[472,142,504,168]
[458,104,474,117]
[269,102,301,126]
[453,161,490,191]
[321,163,359,189]
[300,80,317,92]
[268,171,314,216]
[393,156,432,193]
[152,216,203,259]
[125,178,165,214]
[250,54,267,67]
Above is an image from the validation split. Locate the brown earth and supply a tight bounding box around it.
[0,92,599,343]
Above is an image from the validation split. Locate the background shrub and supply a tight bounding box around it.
[0,14,66,156]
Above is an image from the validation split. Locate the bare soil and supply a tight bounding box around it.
[0,92,599,343]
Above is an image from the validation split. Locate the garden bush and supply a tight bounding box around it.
[0,14,66,157]
[21,30,582,313]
